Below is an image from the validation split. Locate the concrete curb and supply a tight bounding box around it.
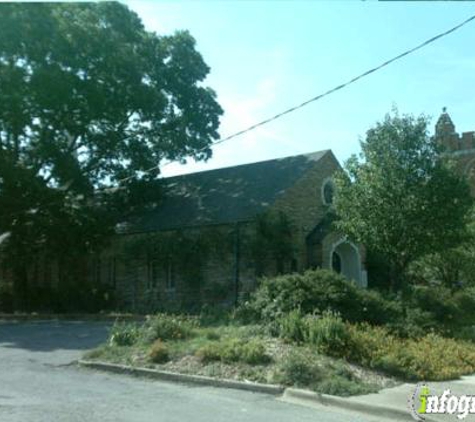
[282,388,410,420]
[78,360,285,395]
[79,360,433,420]
[282,388,439,421]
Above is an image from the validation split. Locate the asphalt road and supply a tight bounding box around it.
[0,320,385,422]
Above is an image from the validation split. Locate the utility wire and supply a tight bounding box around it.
[103,12,475,191]
[2,11,474,217]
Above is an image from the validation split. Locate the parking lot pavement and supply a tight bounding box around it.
[0,320,393,422]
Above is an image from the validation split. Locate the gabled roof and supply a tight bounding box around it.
[121,150,331,233]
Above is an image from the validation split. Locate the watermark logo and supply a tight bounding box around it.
[409,383,475,420]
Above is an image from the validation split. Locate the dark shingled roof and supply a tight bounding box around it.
[121,150,330,233]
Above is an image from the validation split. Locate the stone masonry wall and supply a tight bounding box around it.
[271,150,341,271]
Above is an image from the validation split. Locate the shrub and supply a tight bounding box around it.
[248,269,401,325]
[199,304,231,326]
[409,285,457,327]
[274,351,323,388]
[240,339,271,364]
[278,309,306,343]
[142,313,198,343]
[344,323,395,367]
[205,330,221,341]
[232,301,261,325]
[304,312,349,358]
[453,287,475,327]
[149,340,170,363]
[195,342,222,362]
[196,338,270,365]
[354,288,402,326]
[344,323,475,381]
[317,376,378,397]
[378,334,475,381]
[388,307,438,339]
[109,322,140,346]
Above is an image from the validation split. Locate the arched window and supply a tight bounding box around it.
[322,179,335,205]
[332,251,342,274]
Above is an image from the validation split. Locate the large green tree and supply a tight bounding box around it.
[0,2,222,309]
[334,110,472,292]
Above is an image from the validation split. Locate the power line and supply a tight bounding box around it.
[104,12,475,191]
[2,12,474,213]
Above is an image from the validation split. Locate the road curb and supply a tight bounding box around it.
[79,360,433,420]
[78,360,285,395]
[282,388,437,421]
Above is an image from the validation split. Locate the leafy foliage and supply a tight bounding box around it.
[109,321,140,346]
[334,109,472,291]
[245,269,401,325]
[249,210,295,275]
[344,323,475,381]
[277,309,307,343]
[141,313,198,343]
[274,350,323,388]
[196,338,271,365]
[303,312,349,357]
[149,340,170,363]
[273,348,377,395]
[408,208,475,290]
[0,2,222,310]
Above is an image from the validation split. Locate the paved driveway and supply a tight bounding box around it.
[0,320,385,422]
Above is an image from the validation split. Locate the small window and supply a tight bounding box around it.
[332,251,342,274]
[322,179,335,205]
[147,257,159,289]
[165,261,175,291]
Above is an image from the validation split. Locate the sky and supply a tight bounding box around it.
[124,1,475,178]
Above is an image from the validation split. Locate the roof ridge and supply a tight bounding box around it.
[161,149,331,181]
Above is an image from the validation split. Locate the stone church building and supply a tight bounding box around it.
[108,149,367,311]
[435,108,475,194]
[3,109,471,312]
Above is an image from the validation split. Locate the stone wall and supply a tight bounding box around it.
[110,224,258,312]
[271,151,341,271]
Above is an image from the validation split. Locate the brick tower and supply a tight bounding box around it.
[434,108,475,195]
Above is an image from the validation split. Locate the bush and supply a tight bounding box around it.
[375,334,475,381]
[142,313,198,343]
[149,340,170,363]
[409,285,457,327]
[205,330,221,341]
[109,322,140,346]
[199,304,231,326]
[196,338,271,365]
[273,349,378,395]
[317,376,378,397]
[388,307,438,339]
[304,312,349,358]
[278,309,306,343]
[344,323,475,381]
[344,323,395,367]
[248,269,401,325]
[453,287,475,327]
[232,301,261,325]
[274,350,323,388]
